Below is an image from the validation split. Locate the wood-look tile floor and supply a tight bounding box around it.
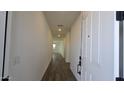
[42,53,77,81]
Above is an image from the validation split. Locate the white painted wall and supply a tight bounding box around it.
[0,12,6,80]
[65,31,70,63]
[8,12,52,81]
[99,11,114,80]
[70,14,82,80]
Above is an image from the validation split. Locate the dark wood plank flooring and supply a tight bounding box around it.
[42,53,76,81]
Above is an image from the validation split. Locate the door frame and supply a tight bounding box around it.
[1,11,13,81]
[114,11,119,80]
[115,11,124,81]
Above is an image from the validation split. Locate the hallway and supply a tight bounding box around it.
[42,53,76,81]
[0,11,116,81]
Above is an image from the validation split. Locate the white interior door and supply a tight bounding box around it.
[81,11,105,81]
[81,11,114,81]
[85,12,92,81]
[81,12,92,80]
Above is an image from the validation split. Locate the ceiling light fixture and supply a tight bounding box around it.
[58,28,62,31]
[57,25,63,32]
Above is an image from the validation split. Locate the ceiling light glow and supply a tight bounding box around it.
[58,28,62,31]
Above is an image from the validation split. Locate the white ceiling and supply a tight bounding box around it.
[44,11,80,39]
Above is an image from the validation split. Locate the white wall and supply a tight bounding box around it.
[99,11,114,80]
[8,12,52,81]
[70,14,82,80]
[65,31,70,63]
[0,12,6,80]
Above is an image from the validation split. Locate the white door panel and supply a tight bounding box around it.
[86,12,92,64]
[92,12,99,65]
[81,12,92,80]
[81,11,114,81]
[81,14,87,80]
